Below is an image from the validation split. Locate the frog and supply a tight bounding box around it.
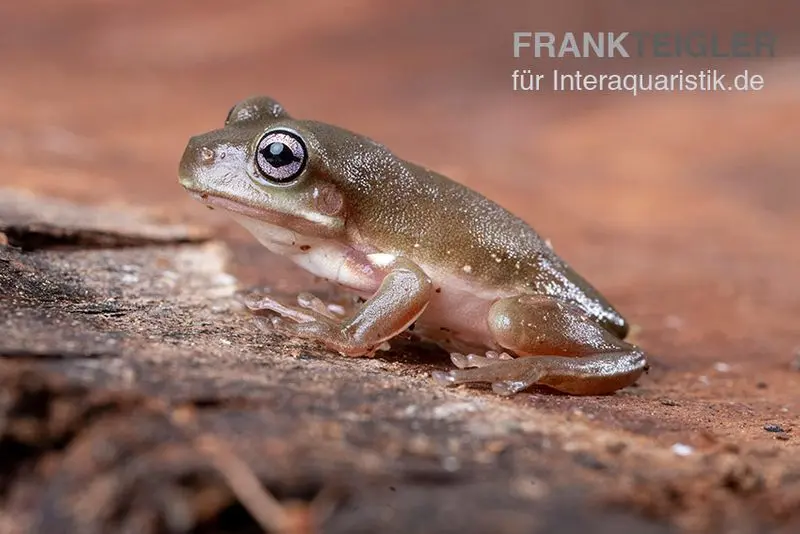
[178,96,647,396]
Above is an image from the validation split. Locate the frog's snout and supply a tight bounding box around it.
[180,132,244,192]
[179,136,213,188]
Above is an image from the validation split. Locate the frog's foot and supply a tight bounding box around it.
[433,352,645,396]
[434,295,647,396]
[433,356,544,396]
[449,350,513,369]
[247,295,379,356]
[255,312,392,356]
[244,292,343,321]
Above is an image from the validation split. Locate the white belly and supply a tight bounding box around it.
[235,213,507,353]
[411,264,513,354]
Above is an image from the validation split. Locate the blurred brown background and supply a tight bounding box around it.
[1,1,799,532]
[3,0,798,365]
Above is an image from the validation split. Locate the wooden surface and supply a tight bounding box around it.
[1,2,799,533]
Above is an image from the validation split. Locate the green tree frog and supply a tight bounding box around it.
[178,96,647,396]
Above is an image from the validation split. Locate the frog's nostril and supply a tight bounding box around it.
[199,146,215,163]
[178,134,237,190]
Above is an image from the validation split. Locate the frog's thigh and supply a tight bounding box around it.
[437,295,646,395]
[489,295,628,357]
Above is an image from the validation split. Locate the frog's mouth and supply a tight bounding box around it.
[186,190,268,220]
[184,190,343,240]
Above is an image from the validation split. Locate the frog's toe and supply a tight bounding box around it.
[449,353,470,369]
[283,318,334,339]
[431,370,458,385]
[432,367,537,394]
[296,292,340,319]
[258,315,380,358]
[485,350,514,361]
[245,293,301,315]
[257,315,339,345]
[491,380,535,396]
[241,291,271,310]
[449,351,514,369]
[246,293,341,325]
[433,357,542,395]
[449,352,494,369]
[254,315,296,337]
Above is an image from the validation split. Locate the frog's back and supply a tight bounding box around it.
[411,166,629,338]
[307,122,629,338]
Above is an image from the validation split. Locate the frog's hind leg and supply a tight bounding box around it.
[433,295,646,396]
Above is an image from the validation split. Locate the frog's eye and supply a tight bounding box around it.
[254,130,307,183]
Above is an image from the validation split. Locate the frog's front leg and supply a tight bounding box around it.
[247,254,433,357]
[434,295,646,396]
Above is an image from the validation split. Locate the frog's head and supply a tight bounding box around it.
[180,96,382,244]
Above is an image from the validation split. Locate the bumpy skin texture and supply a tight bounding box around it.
[178,96,647,396]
